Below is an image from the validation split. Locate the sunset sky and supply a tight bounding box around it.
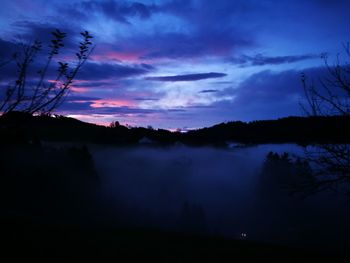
[1,0,350,129]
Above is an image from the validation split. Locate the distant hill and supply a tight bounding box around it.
[184,116,350,145]
[0,111,177,145]
[1,112,350,146]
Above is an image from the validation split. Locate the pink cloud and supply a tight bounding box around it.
[64,112,194,130]
[71,86,89,93]
[90,99,135,108]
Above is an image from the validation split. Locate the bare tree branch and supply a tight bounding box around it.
[0,29,94,116]
[301,46,350,195]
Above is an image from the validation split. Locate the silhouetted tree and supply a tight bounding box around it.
[109,121,120,128]
[260,152,315,196]
[0,30,94,115]
[301,43,350,195]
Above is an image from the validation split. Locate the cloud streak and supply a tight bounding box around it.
[77,61,152,80]
[146,72,227,82]
[230,54,320,67]
[199,89,219,93]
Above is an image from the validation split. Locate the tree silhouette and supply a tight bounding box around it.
[0,29,94,115]
[260,152,315,197]
[301,44,350,195]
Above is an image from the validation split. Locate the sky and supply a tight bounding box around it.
[0,0,350,129]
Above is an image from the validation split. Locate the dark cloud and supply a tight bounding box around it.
[11,21,78,51]
[144,0,254,59]
[63,1,158,25]
[77,61,151,80]
[0,51,44,82]
[199,89,219,93]
[230,54,320,67]
[72,81,113,88]
[90,106,158,115]
[140,63,156,70]
[0,38,18,63]
[66,95,101,101]
[53,1,254,61]
[0,39,19,83]
[209,67,332,120]
[146,72,227,82]
[138,29,252,60]
[187,105,215,109]
[229,70,303,106]
[60,101,93,112]
[133,97,159,101]
[210,81,232,85]
[166,108,187,112]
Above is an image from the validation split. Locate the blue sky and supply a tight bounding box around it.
[0,0,350,129]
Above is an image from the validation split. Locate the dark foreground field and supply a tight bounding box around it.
[0,217,341,262]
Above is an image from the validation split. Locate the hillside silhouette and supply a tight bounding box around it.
[184,116,350,145]
[1,111,350,146]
